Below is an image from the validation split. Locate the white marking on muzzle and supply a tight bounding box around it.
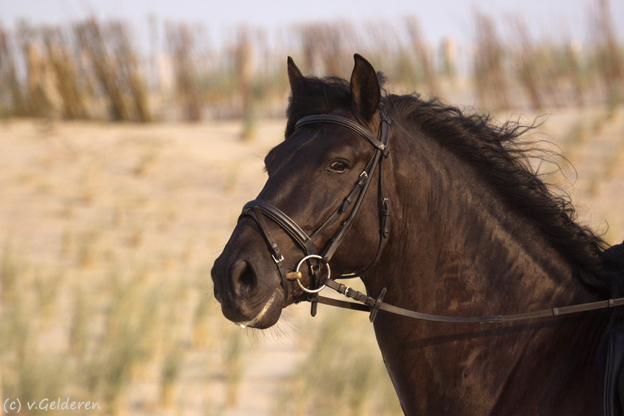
[236,291,278,328]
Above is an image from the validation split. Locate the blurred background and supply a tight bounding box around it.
[0,0,623,415]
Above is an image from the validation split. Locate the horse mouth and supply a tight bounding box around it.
[233,290,281,329]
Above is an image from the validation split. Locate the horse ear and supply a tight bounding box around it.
[350,54,380,121]
[287,56,306,93]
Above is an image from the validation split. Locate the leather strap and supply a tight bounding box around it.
[243,200,317,256]
[311,111,391,266]
[296,114,389,156]
[321,278,624,324]
[251,206,290,302]
[316,295,371,311]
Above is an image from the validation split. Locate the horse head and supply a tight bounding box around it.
[211,55,389,328]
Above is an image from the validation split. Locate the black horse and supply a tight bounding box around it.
[211,55,624,415]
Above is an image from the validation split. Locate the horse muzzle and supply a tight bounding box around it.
[211,223,287,328]
[211,257,285,328]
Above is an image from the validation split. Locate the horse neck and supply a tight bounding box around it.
[367,123,597,318]
[361,124,607,415]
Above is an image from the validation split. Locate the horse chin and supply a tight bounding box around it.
[229,289,284,329]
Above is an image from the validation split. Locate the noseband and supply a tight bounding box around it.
[240,108,392,315]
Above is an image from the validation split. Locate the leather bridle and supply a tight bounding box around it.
[239,107,624,324]
[240,108,392,316]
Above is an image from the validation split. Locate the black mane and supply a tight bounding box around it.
[286,75,622,297]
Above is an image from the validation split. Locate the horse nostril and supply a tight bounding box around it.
[231,260,257,296]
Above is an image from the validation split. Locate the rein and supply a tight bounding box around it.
[320,278,624,324]
[241,108,624,324]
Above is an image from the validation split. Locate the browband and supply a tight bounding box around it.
[296,114,389,157]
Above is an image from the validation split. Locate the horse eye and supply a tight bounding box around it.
[329,161,348,173]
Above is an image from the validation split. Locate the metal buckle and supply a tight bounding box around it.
[272,254,284,263]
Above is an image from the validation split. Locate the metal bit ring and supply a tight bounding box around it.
[294,254,329,294]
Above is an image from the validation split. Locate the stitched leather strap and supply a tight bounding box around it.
[296,114,389,156]
[251,206,289,301]
[243,200,317,256]
[322,278,624,324]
